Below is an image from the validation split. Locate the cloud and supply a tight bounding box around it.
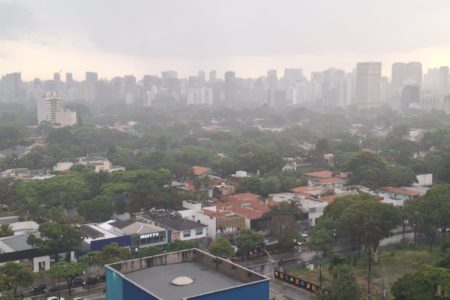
[0,1,37,40]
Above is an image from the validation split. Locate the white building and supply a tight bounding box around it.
[186,87,213,105]
[37,92,76,126]
[298,198,328,227]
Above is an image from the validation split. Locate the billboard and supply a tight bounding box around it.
[274,270,320,293]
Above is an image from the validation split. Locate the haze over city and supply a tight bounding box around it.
[1,0,450,79]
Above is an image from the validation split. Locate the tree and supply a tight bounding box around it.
[169,240,198,251]
[336,197,400,300]
[93,242,131,266]
[134,246,163,258]
[208,238,235,258]
[318,265,361,300]
[392,266,450,300]
[27,223,85,261]
[78,195,114,222]
[265,201,305,250]
[0,262,35,296]
[236,177,262,194]
[423,184,450,240]
[0,224,13,238]
[344,151,388,189]
[309,226,333,290]
[386,166,418,187]
[235,229,264,261]
[260,176,281,196]
[49,261,86,296]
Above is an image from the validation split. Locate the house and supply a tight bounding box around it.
[282,158,297,172]
[298,198,328,227]
[218,193,273,230]
[178,201,245,241]
[192,166,209,176]
[53,161,74,172]
[0,232,76,272]
[1,168,31,179]
[78,156,125,173]
[140,211,208,243]
[379,187,421,206]
[212,183,236,198]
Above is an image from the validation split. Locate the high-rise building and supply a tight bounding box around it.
[65,73,73,84]
[84,72,98,101]
[391,62,422,91]
[0,72,23,102]
[283,68,303,85]
[161,71,178,80]
[209,70,217,82]
[439,66,449,94]
[37,92,76,126]
[224,71,237,103]
[355,62,382,107]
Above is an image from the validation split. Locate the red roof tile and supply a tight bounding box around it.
[192,166,210,176]
[217,193,272,220]
[305,170,333,179]
[382,187,420,197]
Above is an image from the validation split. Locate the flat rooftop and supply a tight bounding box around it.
[125,261,241,300]
[107,249,268,300]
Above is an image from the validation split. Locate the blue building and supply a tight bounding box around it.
[105,248,270,300]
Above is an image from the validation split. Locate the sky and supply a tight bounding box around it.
[1,0,450,80]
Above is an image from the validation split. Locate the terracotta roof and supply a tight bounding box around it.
[291,186,311,195]
[305,170,333,179]
[318,177,345,185]
[382,187,420,197]
[218,193,272,220]
[192,166,210,176]
[321,194,337,203]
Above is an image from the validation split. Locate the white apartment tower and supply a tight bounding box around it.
[37,92,77,127]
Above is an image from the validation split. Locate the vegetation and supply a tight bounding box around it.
[208,238,235,258]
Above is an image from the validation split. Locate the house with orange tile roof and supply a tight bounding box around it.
[192,166,210,176]
[379,186,421,206]
[219,193,274,230]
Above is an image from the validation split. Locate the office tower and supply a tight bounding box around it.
[439,66,449,94]
[65,73,73,84]
[161,71,178,80]
[84,72,98,101]
[224,71,237,103]
[267,69,278,90]
[401,85,420,111]
[209,70,217,82]
[391,62,422,91]
[355,62,382,106]
[283,68,303,85]
[198,70,206,83]
[37,92,77,126]
[0,72,23,102]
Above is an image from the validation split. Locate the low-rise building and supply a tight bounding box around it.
[379,186,421,206]
[140,212,208,243]
[105,248,270,300]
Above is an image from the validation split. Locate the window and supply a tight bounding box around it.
[309,207,316,213]
[195,228,203,236]
[183,230,191,238]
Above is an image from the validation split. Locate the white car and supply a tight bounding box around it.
[47,297,65,300]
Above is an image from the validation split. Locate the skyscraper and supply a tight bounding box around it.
[84,72,98,101]
[224,71,237,103]
[391,62,422,90]
[355,62,382,107]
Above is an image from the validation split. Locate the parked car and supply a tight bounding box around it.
[84,276,99,286]
[72,277,85,287]
[47,297,65,300]
[73,297,85,300]
[28,284,48,296]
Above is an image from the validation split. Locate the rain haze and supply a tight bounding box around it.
[1,0,450,79]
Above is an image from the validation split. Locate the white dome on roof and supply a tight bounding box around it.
[171,276,194,286]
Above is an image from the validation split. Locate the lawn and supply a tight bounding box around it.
[284,243,444,299]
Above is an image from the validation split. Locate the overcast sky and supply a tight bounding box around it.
[1,0,450,80]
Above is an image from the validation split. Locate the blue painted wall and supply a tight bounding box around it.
[187,280,270,300]
[105,268,123,300]
[91,235,131,251]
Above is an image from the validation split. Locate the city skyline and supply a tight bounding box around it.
[1,0,450,80]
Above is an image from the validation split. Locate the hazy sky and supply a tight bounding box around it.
[1,0,450,80]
